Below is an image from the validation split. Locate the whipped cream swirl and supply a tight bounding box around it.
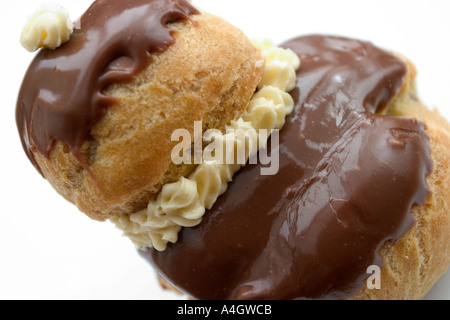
[20,3,73,52]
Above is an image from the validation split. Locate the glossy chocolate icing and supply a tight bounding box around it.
[143,35,432,300]
[16,0,199,173]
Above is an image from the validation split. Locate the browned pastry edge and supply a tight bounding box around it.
[32,12,264,221]
[350,56,450,300]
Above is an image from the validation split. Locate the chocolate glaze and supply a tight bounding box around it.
[143,35,432,300]
[16,0,199,173]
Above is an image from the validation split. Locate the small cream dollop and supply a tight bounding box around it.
[254,41,300,92]
[20,3,73,52]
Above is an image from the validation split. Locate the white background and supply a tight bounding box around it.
[0,0,449,300]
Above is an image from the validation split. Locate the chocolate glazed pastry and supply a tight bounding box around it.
[16,0,264,221]
[16,0,199,174]
[143,35,434,300]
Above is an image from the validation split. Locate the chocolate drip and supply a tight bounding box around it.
[144,35,432,300]
[16,0,199,173]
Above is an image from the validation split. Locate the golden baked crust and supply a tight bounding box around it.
[33,12,264,221]
[350,56,450,300]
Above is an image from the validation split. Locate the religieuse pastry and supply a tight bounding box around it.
[16,0,450,300]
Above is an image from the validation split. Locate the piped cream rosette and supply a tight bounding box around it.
[20,3,73,52]
[111,42,301,251]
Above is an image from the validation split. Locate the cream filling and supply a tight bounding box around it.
[111,42,301,251]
